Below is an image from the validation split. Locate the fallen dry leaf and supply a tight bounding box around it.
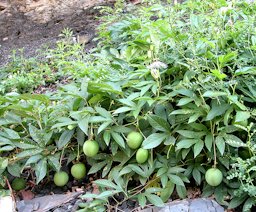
[19,190,35,201]
[92,183,100,195]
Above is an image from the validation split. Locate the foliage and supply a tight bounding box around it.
[0,0,256,211]
[227,131,256,212]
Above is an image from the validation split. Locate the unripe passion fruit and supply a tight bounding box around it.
[71,163,86,180]
[54,171,69,187]
[11,178,26,191]
[205,168,223,187]
[83,140,99,157]
[136,148,149,164]
[127,131,143,149]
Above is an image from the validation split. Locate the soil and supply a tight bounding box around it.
[0,5,107,67]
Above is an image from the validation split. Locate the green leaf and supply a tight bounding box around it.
[97,190,119,199]
[3,128,20,139]
[193,139,204,157]
[215,136,225,155]
[177,130,206,139]
[192,168,201,185]
[170,109,194,115]
[127,164,147,178]
[103,131,111,146]
[47,153,61,172]
[145,194,164,207]
[98,121,112,134]
[235,67,256,76]
[0,158,8,170]
[111,132,125,148]
[203,91,227,98]
[137,194,147,208]
[102,161,113,178]
[16,149,43,158]
[113,107,132,114]
[224,134,246,148]
[7,163,22,177]
[176,139,198,150]
[235,111,250,122]
[168,174,184,186]
[88,161,107,175]
[24,155,42,167]
[35,158,47,184]
[142,133,167,149]
[160,181,175,202]
[77,128,85,146]
[228,195,247,209]
[78,116,89,135]
[94,179,119,190]
[28,125,43,144]
[147,114,170,132]
[205,134,213,151]
[176,185,187,199]
[57,130,74,149]
[95,107,112,118]
[243,197,256,212]
[206,102,230,121]
[19,94,50,104]
[177,97,194,106]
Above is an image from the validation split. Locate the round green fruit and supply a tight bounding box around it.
[71,163,86,180]
[205,168,223,187]
[127,131,143,149]
[136,148,149,164]
[83,140,99,157]
[11,178,26,191]
[54,171,69,187]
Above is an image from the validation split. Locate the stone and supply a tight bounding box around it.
[0,196,15,212]
[16,192,83,212]
[141,198,225,212]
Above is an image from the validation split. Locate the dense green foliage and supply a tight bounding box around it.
[0,0,256,211]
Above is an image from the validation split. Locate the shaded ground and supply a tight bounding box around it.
[0,5,105,67]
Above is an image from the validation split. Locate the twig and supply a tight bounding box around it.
[4,176,17,210]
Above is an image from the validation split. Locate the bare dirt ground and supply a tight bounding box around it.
[0,6,105,67]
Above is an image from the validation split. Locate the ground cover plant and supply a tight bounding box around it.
[0,0,256,211]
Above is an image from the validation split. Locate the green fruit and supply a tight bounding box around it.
[83,140,99,157]
[136,148,149,164]
[127,131,143,149]
[71,163,86,180]
[205,168,223,187]
[11,178,26,191]
[54,171,69,187]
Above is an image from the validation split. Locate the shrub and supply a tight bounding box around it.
[0,0,256,211]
